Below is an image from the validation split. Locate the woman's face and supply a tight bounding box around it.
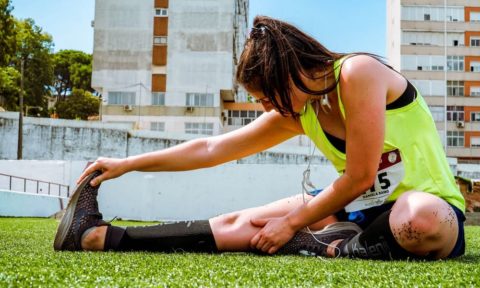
[247,85,310,114]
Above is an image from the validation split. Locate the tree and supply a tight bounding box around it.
[53,50,92,99]
[0,66,20,110]
[13,18,54,116]
[0,0,16,66]
[55,88,99,120]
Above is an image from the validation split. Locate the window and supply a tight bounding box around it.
[401,6,463,22]
[471,87,480,97]
[447,131,464,147]
[428,106,445,122]
[227,110,263,126]
[446,106,464,122]
[402,55,444,71]
[108,92,136,105]
[446,7,464,22]
[154,36,168,45]
[471,37,480,47]
[185,122,214,135]
[186,93,214,107]
[410,80,445,97]
[152,92,165,106]
[447,56,464,72]
[150,122,165,131]
[471,112,480,122]
[155,8,168,17]
[471,62,480,72]
[471,12,480,22]
[471,137,480,148]
[447,81,464,97]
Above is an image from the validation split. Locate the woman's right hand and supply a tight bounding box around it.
[77,157,129,187]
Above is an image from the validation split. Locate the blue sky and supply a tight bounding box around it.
[10,0,386,56]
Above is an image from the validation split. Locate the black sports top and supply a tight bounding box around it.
[324,80,417,153]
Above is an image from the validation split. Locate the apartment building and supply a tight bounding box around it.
[91,0,249,135]
[387,0,480,161]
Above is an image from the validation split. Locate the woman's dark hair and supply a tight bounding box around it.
[236,15,384,117]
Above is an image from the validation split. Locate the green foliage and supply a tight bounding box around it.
[53,50,93,98]
[0,66,20,110]
[14,18,54,111]
[0,218,480,287]
[0,0,16,66]
[55,88,99,120]
[0,3,93,116]
[0,17,54,113]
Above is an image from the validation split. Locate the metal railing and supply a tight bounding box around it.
[0,173,70,198]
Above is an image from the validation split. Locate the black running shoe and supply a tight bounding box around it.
[54,170,110,251]
[278,222,362,257]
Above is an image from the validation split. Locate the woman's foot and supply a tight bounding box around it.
[54,170,110,251]
[277,222,362,257]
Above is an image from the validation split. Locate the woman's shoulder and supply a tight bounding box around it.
[337,54,392,87]
[340,54,387,78]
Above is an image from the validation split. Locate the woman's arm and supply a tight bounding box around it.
[251,55,389,253]
[79,110,302,186]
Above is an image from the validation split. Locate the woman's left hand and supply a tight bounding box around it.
[250,216,297,254]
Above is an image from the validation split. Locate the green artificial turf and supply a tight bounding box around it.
[0,218,479,287]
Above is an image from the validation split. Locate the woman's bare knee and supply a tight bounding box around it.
[390,191,458,257]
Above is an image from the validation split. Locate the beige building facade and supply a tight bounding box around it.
[387,0,480,161]
[92,0,250,136]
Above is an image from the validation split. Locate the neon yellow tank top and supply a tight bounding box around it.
[300,57,465,212]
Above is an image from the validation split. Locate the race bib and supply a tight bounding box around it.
[344,149,405,212]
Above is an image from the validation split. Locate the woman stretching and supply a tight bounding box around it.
[54,16,465,260]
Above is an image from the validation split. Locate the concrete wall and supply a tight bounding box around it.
[0,112,323,162]
[0,160,338,221]
[0,112,133,160]
[0,190,67,217]
[0,160,86,193]
[98,163,338,221]
[0,113,18,159]
[3,159,479,221]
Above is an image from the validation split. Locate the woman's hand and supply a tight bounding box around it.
[77,157,129,186]
[250,216,297,254]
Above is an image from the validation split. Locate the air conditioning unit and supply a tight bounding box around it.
[186,106,195,113]
[123,105,133,112]
[457,121,465,128]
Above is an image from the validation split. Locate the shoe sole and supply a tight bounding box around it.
[53,173,96,251]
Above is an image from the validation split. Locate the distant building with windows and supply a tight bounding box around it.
[92,0,251,135]
[387,0,480,161]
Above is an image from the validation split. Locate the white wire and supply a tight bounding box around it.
[301,100,341,258]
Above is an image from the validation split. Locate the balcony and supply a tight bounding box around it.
[434,120,480,131]
[402,70,480,81]
[401,45,480,56]
[446,147,480,159]
[425,96,480,106]
[102,105,221,117]
[402,20,480,33]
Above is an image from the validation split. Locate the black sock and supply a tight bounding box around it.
[104,220,218,253]
[337,210,418,260]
